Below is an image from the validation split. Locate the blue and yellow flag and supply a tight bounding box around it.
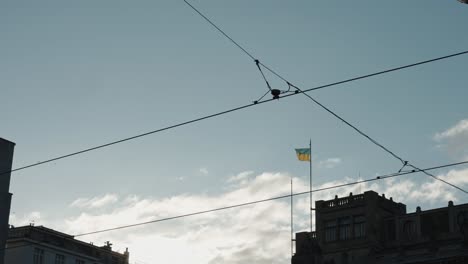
[295,148,311,161]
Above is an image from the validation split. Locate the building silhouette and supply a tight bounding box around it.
[5,225,129,264]
[0,139,15,264]
[292,191,468,264]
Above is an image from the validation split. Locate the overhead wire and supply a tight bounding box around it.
[2,2,467,260]
[255,59,272,91]
[407,163,467,194]
[182,0,468,194]
[2,52,467,179]
[1,101,264,176]
[183,0,468,94]
[67,160,468,237]
[2,160,468,253]
[294,85,404,163]
[293,85,468,194]
[0,3,465,186]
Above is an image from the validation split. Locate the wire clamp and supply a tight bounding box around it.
[398,161,409,173]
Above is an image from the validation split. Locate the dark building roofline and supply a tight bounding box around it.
[10,225,74,239]
[8,225,128,257]
[0,138,16,146]
[315,190,406,214]
[316,190,401,204]
[399,200,462,216]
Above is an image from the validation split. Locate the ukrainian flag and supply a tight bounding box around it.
[295,148,311,161]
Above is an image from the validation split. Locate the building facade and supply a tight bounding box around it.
[5,225,129,264]
[0,138,15,264]
[293,191,468,264]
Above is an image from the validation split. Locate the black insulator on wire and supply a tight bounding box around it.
[271,89,281,99]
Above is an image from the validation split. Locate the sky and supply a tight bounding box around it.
[1,0,468,263]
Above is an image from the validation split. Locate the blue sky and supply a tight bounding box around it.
[1,1,468,263]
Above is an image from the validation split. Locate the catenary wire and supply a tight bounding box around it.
[182,0,468,193]
[294,86,468,194]
[2,1,466,259]
[3,160,467,253]
[183,0,468,92]
[406,163,467,194]
[0,6,465,182]
[1,102,263,176]
[296,86,404,163]
[2,52,467,179]
[71,160,468,237]
[183,0,256,61]
[2,2,467,259]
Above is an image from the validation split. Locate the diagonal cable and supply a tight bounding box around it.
[70,160,468,236]
[183,0,468,193]
[2,160,467,252]
[1,7,466,181]
[2,49,466,179]
[294,85,468,194]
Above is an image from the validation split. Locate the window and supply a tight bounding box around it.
[385,219,396,241]
[33,248,44,264]
[341,252,349,264]
[325,220,337,242]
[55,254,65,264]
[403,220,416,239]
[339,217,351,240]
[354,215,366,238]
[421,211,449,237]
[76,259,85,264]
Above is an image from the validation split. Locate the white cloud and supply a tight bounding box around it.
[199,168,209,175]
[11,168,468,264]
[340,168,468,208]
[434,119,468,160]
[227,171,254,185]
[405,168,468,203]
[70,194,119,209]
[318,158,342,169]
[62,172,297,264]
[434,119,468,141]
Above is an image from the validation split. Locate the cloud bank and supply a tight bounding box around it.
[10,168,468,264]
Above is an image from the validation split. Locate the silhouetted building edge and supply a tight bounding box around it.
[293,191,468,264]
[0,138,15,264]
[6,225,129,264]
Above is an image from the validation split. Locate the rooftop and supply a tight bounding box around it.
[316,190,405,210]
[8,224,128,256]
[0,137,16,146]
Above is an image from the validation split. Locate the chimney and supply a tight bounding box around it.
[0,138,15,264]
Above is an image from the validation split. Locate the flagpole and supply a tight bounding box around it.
[309,139,313,233]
